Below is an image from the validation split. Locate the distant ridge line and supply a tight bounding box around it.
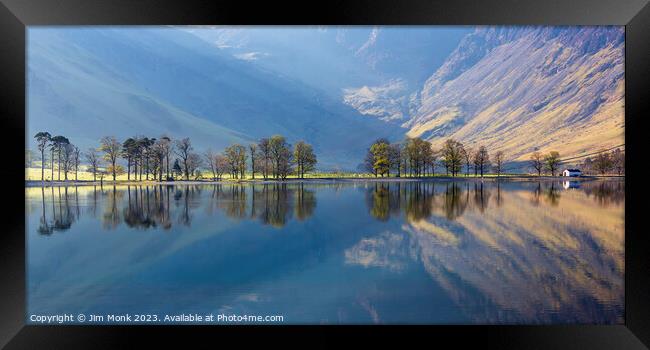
[499,144,625,173]
[558,144,625,164]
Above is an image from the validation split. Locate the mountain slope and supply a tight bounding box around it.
[27,26,624,170]
[27,28,400,169]
[184,26,469,96]
[185,26,469,124]
[27,29,250,153]
[405,26,624,161]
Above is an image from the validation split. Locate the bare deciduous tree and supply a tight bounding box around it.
[593,152,613,175]
[530,152,544,176]
[473,146,490,177]
[160,135,172,180]
[72,146,81,181]
[215,154,228,180]
[85,148,101,182]
[100,136,121,181]
[204,149,217,181]
[493,151,505,177]
[173,138,193,180]
[61,143,75,181]
[257,138,271,180]
[462,147,472,177]
[611,148,624,175]
[249,144,258,179]
[187,153,203,179]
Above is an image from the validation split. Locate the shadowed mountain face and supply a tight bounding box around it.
[405,26,625,161]
[28,26,624,169]
[183,26,470,96]
[27,27,401,169]
[202,26,624,162]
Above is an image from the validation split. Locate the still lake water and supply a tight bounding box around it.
[26,179,624,324]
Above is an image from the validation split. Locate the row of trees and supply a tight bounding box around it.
[205,136,317,180]
[580,148,625,175]
[34,132,82,181]
[529,151,562,176]
[530,148,625,176]
[37,183,320,234]
[33,131,623,181]
[363,137,504,178]
[365,138,626,178]
[34,132,318,182]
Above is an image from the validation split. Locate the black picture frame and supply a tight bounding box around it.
[1,0,649,348]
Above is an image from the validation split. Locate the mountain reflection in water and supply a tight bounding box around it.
[26,179,624,324]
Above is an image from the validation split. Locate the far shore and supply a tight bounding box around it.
[25,175,624,187]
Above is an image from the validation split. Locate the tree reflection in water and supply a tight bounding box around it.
[545,182,561,206]
[473,182,491,213]
[27,179,625,324]
[365,183,392,221]
[31,179,624,234]
[582,180,625,206]
[123,185,174,229]
[366,181,475,222]
[249,184,313,227]
[530,182,542,206]
[294,183,317,221]
[103,185,122,230]
[441,182,468,220]
[37,187,52,235]
[351,179,625,323]
[527,181,568,207]
[32,183,320,232]
[37,186,80,235]
[363,179,624,224]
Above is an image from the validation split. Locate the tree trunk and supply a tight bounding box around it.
[251,153,255,180]
[41,150,45,181]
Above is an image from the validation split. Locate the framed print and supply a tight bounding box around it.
[1,0,649,348]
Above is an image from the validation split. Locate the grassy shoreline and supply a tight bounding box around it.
[25,175,623,187]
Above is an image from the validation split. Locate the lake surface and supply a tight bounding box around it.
[26,179,624,324]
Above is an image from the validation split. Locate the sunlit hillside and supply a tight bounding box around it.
[404,27,624,161]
